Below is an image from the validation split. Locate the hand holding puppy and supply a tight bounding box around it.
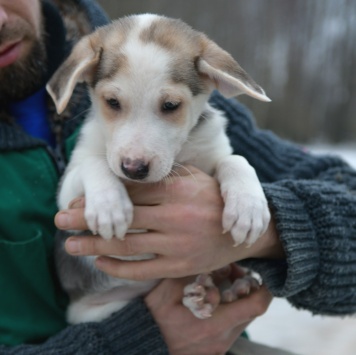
[144,264,272,355]
[56,166,284,281]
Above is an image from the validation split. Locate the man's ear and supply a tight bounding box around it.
[46,32,101,114]
[197,35,271,102]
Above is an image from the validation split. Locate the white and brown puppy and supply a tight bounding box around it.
[47,14,271,323]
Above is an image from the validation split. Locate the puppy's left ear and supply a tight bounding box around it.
[46,32,102,114]
[197,36,271,101]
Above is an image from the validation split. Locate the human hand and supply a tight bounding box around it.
[145,264,273,355]
[55,166,284,280]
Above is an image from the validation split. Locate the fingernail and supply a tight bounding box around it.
[69,197,84,209]
[66,238,80,254]
[56,212,70,229]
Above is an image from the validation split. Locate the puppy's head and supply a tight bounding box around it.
[47,14,270,182]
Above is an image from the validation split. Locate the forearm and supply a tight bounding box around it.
[252,177,356,315]
[246,164,356,316]
[210,92,356,315]
[0,299,168,355]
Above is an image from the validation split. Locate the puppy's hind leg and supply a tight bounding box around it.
[67,295,130,324]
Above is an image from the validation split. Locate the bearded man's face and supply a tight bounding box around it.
[0,0,46,104]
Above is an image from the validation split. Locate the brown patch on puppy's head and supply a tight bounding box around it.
[47,17,136,114]
[139,15,270,101]
[140,17,207,96]
[91,18,135,87]
[47,14,270,116]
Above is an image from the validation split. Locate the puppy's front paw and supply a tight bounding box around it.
[221,187,270,247]
[182,274,218,319]
[216,155,270,247]
[85,184,133,240]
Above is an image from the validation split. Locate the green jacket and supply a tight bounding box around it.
[0,131,71,345]
[0,0,107,345]
[0,97,88,346]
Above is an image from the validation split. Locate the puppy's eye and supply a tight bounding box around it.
[161,101,180,112]
[106,98,121,110]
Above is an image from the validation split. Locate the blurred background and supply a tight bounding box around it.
[97,0,356,145]
[97,1,356,354]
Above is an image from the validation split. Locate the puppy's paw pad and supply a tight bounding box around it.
[183,274,217,319]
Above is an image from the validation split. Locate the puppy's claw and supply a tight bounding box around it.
[222,194,270,246]
[183,274,218,319]
[84,183,133,240]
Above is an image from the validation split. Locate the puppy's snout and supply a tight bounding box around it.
[121,158,149,180]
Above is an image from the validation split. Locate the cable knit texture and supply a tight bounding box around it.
[211,92,356,316]
[0,300,168,354]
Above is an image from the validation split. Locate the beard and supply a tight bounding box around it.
[0,15,47,105]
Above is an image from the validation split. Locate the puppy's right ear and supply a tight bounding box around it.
[46,32,101,114]
[197,35,270,102]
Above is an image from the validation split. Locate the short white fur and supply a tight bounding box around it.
[47,13,271,323]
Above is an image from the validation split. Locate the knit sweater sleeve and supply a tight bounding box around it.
[0,299,168,355]
[210,92,356,316]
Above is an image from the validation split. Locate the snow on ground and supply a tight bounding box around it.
[247,144,356,355]
[248,298,356,355]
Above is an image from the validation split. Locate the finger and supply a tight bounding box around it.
[129,182,185,206]
[64,232,166,256]
[69,197,85,209]
[127,165,201,205]
[126,182,168,205]
[94,256,187,280]
[55,204,164,232]
[130,205,166,230]
[211,263,248,286]
[55,208,88,230]
[213,285,272,328]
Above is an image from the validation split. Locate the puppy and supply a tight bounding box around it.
[47,14,271,323]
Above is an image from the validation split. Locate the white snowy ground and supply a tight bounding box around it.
[247,144,356,355]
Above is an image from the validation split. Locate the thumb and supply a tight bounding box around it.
[213,284,272,327]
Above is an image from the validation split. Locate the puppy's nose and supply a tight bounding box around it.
[121,158,149,180]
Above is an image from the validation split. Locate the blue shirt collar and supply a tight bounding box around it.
[9,88,55,147]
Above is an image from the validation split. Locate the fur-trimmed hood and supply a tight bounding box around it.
[46,0,110,146]
[52,0,109,44]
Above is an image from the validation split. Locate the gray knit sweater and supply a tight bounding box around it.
[1,0,355,354]
[211,92,356,316]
